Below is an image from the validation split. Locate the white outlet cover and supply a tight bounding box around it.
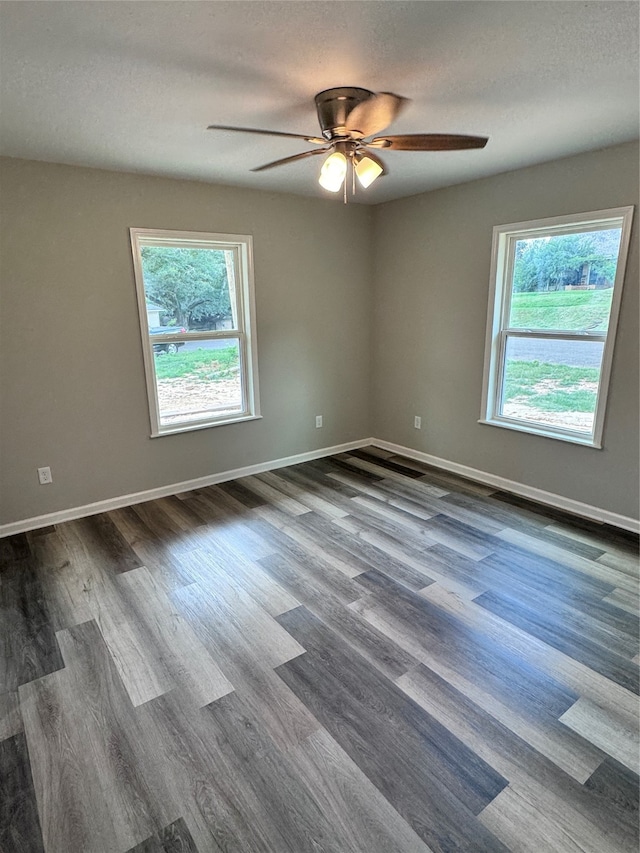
[37,466,53,484]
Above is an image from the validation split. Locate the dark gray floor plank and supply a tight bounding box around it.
[0,732,45,853]
[69,512,144,574]
[354,568,579,719]
[0,552,64,691]
[397,663,638,853]
[127,817,200,853]
[475,589,640,694]
[346,448,427,479]
[299,510,437,588]
[276,606,509,853]
[258,552,418,679]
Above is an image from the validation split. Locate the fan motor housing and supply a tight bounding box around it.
[315,87,374,139]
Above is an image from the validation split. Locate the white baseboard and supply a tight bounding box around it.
[0,438,372,538]
[3,435,638,537]
[372,439,640,534]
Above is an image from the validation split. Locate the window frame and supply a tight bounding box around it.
[479,206,634,448]
[130,227,260,437]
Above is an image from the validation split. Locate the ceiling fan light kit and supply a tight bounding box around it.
[208,86,488,200]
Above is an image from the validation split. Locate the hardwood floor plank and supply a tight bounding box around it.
[346,448,429,479]
[604,587,640,615]
[397,663,638,853]
[68,513,144,573]
[481,541,616,601]
[355,569,579,718]
[0,732,45,853]
[258,552,418,679]
[475,589,640,693]
[254,500,371,572]
[418,584,639,729]
[189,536,299,617]
[597,549,640,580]
[479,785,588,853]
[276,607,509,853]
[338,524,484,598]
[353,578,606,782]
[0,691,22,741]
[560,697,639,774]
[203,691,352,853]
[325,466,447,501]
[235,474,312,516]
[248,516,366,597]
[108,506,198,590]
[275,463,362,502]
[497,527,638,594]
[254,470,349,519]
[115,566,235,708]
[20,621,177,852]
[310,514,438,589]
[214,479,269,508]
[299,510,428,582]
[293,727,434,853]
[0,552,64,691]
[173,560,305,670]
[390,457,494,496]
[127,817,200,853]
[139,692,279,853]
[584,757,639,827]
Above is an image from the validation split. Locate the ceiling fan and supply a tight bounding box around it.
[208,87,488,199]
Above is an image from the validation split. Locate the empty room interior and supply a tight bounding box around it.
[1,2,639,852]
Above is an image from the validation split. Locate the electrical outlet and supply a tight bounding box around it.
[414,416,422,429]
[38,466,53,485]
[315,415,323,428]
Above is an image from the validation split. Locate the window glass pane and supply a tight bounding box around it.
[508,228,622,331]
[154,339,243,426]
[499,335,604,434]
[140,246,238,332]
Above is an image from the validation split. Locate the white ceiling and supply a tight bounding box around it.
[0,1,638,204]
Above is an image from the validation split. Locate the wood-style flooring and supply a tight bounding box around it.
[1,447,639,852]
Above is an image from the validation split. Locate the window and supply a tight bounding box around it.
[480,207,633,447]
[130,228,260,436]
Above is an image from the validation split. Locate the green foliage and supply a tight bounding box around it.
[141,246,232,329]
[503,359,599,413]
[512,229,620,294]
[509,289,613,331]
[154,346,239,382]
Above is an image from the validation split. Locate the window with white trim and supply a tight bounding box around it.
[130,228,260,436]
[480,207,633,447]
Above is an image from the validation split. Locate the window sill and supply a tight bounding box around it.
[151,413,262,438]
[478,417,602,449]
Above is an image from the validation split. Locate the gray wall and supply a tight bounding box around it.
[371,142,639,520]
[2,143,638,527]
[0,158,373,524]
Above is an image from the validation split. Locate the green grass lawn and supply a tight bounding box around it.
[503,360,599,413]
[154,346,239,382]
[509,289,613,331]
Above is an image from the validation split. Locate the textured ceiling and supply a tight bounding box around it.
[0,1,638,204]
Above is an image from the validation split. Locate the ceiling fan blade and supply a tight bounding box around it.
[251,147,330,172]
[368,133,489,151]
[207,124,325,145]
[346,92,408,138]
